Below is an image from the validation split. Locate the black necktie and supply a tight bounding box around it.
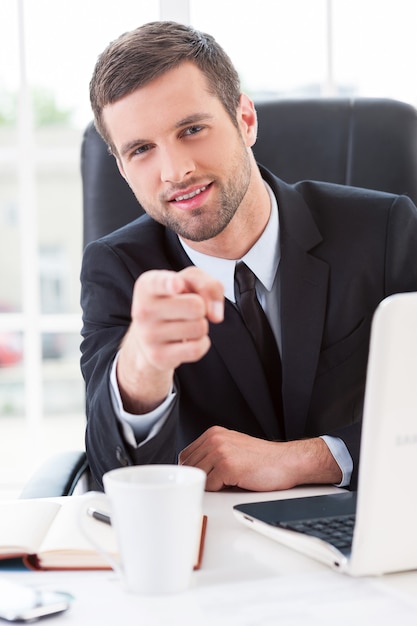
[234,261,284,431]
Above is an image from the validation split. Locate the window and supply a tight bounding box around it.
[191,0,417,106]
[0,0,160,496]
[191,0,329,98]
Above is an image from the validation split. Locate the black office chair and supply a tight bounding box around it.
[21,97,417,497]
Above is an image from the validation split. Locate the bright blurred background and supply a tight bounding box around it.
[1,0,416,496]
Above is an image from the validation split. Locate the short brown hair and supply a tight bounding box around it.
[90,21,241,148]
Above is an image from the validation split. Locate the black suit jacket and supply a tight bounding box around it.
[80,167,417,489]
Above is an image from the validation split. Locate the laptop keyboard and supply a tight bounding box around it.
[277,514,356,550]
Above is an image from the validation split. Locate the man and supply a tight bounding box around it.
[81,21,417,491]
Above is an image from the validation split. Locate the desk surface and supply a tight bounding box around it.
[4,486,417,625]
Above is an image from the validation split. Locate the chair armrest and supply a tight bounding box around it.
[19,451,89,498]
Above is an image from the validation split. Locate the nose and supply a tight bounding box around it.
[160,144,195,183]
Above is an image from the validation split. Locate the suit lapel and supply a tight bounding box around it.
[271,175,329,439]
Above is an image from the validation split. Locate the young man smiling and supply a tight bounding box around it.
[81,21,417,491]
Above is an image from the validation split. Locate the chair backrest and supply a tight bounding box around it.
[81,97,417,248]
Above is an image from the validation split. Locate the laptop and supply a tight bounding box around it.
[234,292,417,576]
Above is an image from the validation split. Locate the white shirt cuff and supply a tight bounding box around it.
[109,352,176,447]
[320,435,353,488]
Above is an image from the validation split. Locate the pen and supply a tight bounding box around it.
[87,507,111,525]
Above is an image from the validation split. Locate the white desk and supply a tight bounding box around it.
[5,486,417,625]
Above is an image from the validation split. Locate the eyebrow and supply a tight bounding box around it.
[174,112,214,128]
[119,112,215,158]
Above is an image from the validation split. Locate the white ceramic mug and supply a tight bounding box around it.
[80,465,206,595]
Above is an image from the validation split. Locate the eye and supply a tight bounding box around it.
[182,125,204,137]
[133,143,152,156]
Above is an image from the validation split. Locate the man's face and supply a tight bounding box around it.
[102,62,257,246]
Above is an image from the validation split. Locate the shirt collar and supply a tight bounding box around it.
[180,182,280,302]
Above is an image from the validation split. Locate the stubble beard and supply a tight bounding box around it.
[136,144,253,243]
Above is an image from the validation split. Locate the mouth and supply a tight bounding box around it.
[167,183,212,210]
[173,185,208,202]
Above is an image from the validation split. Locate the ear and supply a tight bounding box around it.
[237,93,258,148]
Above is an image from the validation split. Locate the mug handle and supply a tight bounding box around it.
[78,492,123,578]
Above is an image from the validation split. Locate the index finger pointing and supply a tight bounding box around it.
[134,268,224,323]
[177,267,224,323]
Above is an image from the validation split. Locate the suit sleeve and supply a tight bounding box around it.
[80,240,179,488]
[330,194,417,488]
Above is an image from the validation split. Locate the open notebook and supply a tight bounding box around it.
[234,292,417,576]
